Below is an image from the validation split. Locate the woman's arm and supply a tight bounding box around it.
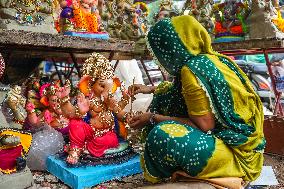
[129,112,215,133]
[153,114,197,128]
[128,112,196,130]
[128,84,156,96]
[188,113,215,132]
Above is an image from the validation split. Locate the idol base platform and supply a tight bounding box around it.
[46,154,142,189]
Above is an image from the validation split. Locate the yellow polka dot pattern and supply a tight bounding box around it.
[160,124,190,137]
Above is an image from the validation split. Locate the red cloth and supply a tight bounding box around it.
[0,145,22,173]
[215,22,243,34]
[69,119,119,157]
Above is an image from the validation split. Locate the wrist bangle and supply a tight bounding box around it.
[122,113,128,123]
[149,113,156,126]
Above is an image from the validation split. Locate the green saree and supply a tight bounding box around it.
[142,15,265,183]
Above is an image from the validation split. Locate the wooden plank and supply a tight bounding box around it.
[0,30,135,53]
[212,38,284,53]
[2,30,284,60]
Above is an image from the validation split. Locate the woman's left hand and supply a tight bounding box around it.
[128,112,152,130]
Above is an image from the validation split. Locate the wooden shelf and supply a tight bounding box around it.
[212,38,284,55]
[0,29,146,60]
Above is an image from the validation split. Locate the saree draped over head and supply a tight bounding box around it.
[143,15,265,183]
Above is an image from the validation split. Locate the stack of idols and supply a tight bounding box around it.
[55,0,150,40]
[154,0,179,22]
[248,0,284,39]
[100,0,149,41]
[56,0,109,39]
[0,0,57,33]
[182,0,215,35]
[212,0,250,42]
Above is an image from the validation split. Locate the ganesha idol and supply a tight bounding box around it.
[212,0,250,43]
[0,85,32,174]
[58,53,133,165]
[0,0,57,33]
[56,0,109,39]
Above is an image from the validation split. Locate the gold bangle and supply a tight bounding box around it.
[122,112,129,123]
[121,96,129,104]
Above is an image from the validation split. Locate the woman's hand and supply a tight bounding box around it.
[128,84,155,96]
[77,93,90,113]
[128,112,152,130]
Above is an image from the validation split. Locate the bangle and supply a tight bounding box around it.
[75,105,81,117]
[149,113,156,126]
[61,96,70,104]
[121,96,129,104]
[108,92,114,98]
[122,113,129,123]
[65,80,71,88]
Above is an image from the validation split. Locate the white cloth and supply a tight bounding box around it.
[112,59,153,112]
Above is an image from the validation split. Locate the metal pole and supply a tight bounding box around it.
[140,59,154,86]
[263,50,284,116]
[113,60,119,71]
[51,58,64,86]
[69,53,81,78]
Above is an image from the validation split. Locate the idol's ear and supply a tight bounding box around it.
[112,77,121,93]
[78,75,92,96]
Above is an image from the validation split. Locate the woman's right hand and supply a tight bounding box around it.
[128,84,155,96]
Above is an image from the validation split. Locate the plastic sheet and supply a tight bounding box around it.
[27,125,64,171]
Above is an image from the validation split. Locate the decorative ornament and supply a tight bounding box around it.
[0,54,6,79]
[82,53,114,80]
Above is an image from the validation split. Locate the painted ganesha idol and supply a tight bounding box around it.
[213,0,250,42]
[57,0,109,39]
[59,53,134,165]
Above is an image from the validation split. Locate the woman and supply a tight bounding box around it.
[129,15,265,186]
